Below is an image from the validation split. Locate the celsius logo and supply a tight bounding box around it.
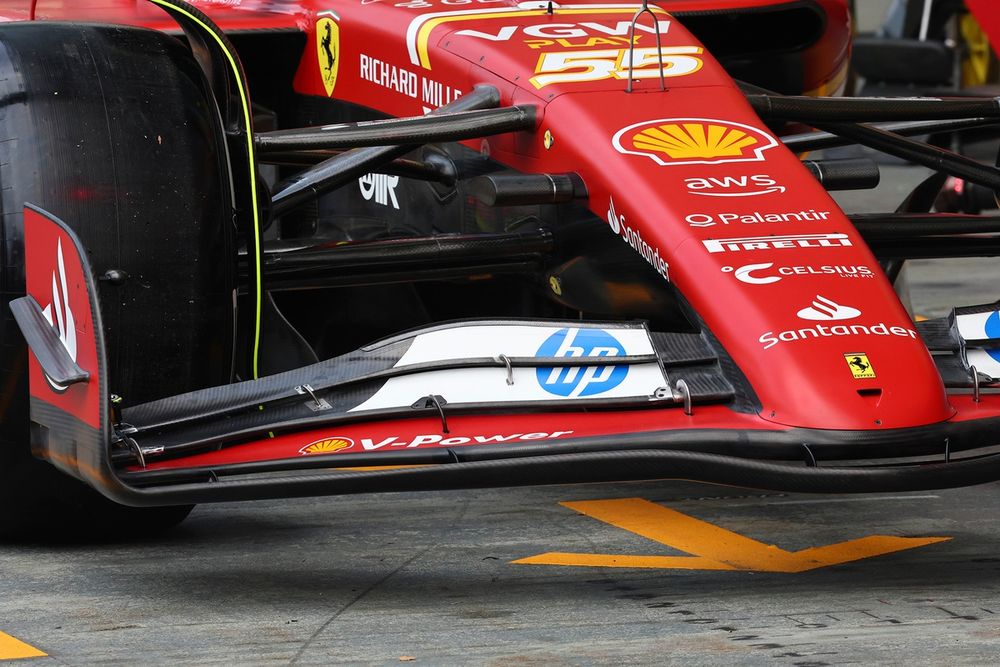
[725,262,781,284]
[685,174,786,197]
[41,239,78,393]
[359,172,400,209]
[535,328,628,397]
[723,262,875,285]
[797,295,861,321]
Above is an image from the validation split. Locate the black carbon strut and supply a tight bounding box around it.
[783,117,1000,152]
[813,121,1000,192]
[269,86,535,218]
[257,106,536,152]
[747,94,1000,122]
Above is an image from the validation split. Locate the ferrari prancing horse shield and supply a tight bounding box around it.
[316,17,339,97]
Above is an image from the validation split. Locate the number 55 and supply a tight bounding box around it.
[529,46,704,89]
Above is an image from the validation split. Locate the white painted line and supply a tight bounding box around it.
[765,495,940,506]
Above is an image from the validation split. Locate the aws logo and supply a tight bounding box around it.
[299,437,354,455]
[612,118,778,166]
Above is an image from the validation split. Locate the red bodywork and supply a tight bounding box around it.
[21,0,989,481]
[967,0,1000,55]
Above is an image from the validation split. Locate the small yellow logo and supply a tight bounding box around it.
[614,118,778,166]
[316,17,340,97]
[632,122,757,159]
[299,437,353,455]
[844,353,876,379]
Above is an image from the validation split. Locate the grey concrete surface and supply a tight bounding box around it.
[1,482,999,665]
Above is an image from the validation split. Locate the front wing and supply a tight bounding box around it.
[13,205,1000,507]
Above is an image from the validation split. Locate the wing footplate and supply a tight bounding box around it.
[16,204,112,490]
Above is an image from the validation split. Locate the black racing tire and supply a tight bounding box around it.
[0,23,236,539]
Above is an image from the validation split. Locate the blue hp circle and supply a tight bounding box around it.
[536,328,628,397]
[985,311,1000,361]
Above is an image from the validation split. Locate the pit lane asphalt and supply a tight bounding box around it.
[2,165,1000,665]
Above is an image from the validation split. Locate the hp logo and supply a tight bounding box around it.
[536,328,628,397]
[984,311,1000,362]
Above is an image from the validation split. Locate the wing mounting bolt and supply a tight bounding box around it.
[295,384,332,411]
[412,394,450,433]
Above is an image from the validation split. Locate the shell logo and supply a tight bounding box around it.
[299,437,354,456]
[612,118,778,166]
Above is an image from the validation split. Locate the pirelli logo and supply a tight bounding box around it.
[702,233,853,254]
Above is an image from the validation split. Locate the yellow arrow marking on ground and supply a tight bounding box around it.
[0,631,46,660]
[514,498,950,572]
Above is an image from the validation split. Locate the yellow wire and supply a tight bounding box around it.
[148,0,263,379]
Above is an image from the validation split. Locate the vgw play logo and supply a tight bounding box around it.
[535,328,628,397]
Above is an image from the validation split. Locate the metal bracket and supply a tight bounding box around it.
[497,354,514,386]
[295,384,332,411]
[123,435,146,469]
[626,0,667,93]
[412,394,450,433]
[672,379,692,415]
[801,443,818,468]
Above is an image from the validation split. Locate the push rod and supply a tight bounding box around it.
[261,152,456,184]
[851,213,1000,238]
[748,94,1000,122]
[783,117,1000,152]
[815,121,1000,192]
[269,85,511,218]
[257,106,536,152]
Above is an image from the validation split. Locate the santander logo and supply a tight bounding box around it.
[796,295,861,321]
[40,239,78,391]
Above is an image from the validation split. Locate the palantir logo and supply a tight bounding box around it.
[535,328,628,397]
